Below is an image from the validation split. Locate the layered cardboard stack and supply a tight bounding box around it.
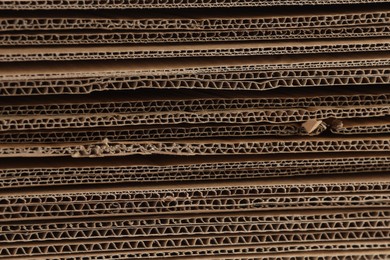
[1,1,390,259]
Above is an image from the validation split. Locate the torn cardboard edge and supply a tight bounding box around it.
[0,123,324,144]
[331,116,390,135]
[1,134,390,158]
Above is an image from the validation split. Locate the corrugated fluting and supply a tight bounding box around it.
[1,0,390,259]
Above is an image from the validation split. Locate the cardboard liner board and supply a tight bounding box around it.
[0,123,325,144]
[1,174,390,221]
[2,87,389,116]
[1,88,390,130]
[2,233,390,258]
[2,152,390,187]
[331,117,390,134]
[2,26,390,46]
[39,249,390,260]
[2,209,390,243]
[2,136,390,157]
[3,106,390,131]
[0,54,388,95]
[0,0,387,9]
[2,9,389,32]
[1,39,389,62]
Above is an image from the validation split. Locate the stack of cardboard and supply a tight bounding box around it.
[1,0,390,259]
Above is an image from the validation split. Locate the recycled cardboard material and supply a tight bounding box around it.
[1,3,390,259]
[1,38,389,62]
[0,54,388,96]
[0,123,325,144]
[1,174,390,221]
[0,0,387,9]
[1,87,390,131]
[1,135,390,157]
[2,8,388,32]
[2,209,390,243]
[331,117,390,134]
[3,26,389,46]
[1,152,390,187]
[30,249,390,259]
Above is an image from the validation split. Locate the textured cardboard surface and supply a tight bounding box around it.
[1,152,390,187]
[1,136,390,157]
[2,8,389,31]
[1,39,389,62]
[2,3,390,259]
[0,54,388,95]
[0,0,387,9]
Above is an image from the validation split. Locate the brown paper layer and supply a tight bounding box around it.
[0,54,388,96]
[2,26,389,46]
[2,209,389,243]
[2,8,389,32]
[1,174,390,221]
[1,152,390,187]
[1,135,390,157]
[0,39,389,62]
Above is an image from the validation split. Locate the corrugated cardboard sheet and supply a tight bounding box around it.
[1,1,390,259]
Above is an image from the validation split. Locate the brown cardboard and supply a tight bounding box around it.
[0,38,389,62]
[1,4,389,259]
[3,106,390,131]
[2,26,389,46]
[0,123,324,144]
[2,233,390,258]
[3,209,390,243]
[1,135,390,157]
[1,173,390,221]
[331,117,390,135]
[0,0,387,9]
[2,8,388,32]
[1,87,390,131]
[1,152,390,187]
[0,54,387,95]
[35,249,390,260]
